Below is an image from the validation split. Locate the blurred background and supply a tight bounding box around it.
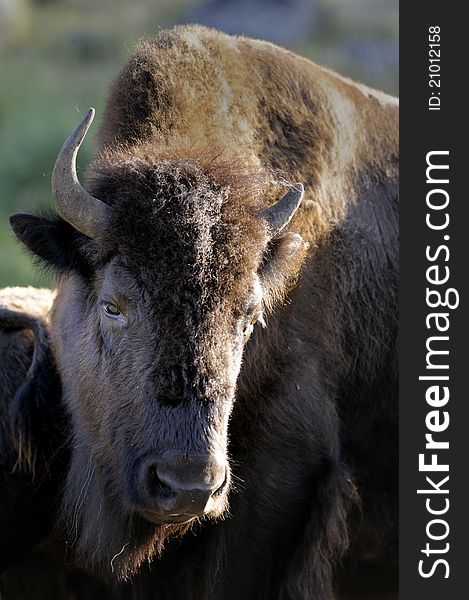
[0,0,398,288]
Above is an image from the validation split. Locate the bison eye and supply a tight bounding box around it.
[102,302,122,318]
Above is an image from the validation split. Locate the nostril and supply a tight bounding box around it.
[140,463,179,514]
[145,464,174,497]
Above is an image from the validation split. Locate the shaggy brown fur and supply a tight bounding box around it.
[9,25,398,600]
[0,288,61,568]
[0,290,113,600]
[0,287,55,472]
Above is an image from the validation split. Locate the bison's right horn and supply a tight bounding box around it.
[52,108,110,239]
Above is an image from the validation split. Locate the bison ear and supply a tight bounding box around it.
[260,232,308,311]
[10,212,89,274]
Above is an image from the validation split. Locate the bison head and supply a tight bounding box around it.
[10,109,306,577]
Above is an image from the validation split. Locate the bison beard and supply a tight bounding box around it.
[62,452,193,578]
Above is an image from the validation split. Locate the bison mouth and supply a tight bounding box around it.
[141,510,198,525]
[61,449,231,579]
[137,472,230,526]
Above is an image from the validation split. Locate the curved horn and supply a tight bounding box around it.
[52,108,110,239]
[265,183,304,237]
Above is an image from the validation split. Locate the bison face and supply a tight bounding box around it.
[51,258,260,527]
[10,110,305,577]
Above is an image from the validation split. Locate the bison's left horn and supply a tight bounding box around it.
[265,183,304,237]
[52,107,110,239]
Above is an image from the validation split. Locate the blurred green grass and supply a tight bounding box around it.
[0,0,183,287]
[0,0,397,288]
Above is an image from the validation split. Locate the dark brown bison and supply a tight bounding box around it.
[9,25,398,599]
[0,287,63,571]
[0,288,112,600]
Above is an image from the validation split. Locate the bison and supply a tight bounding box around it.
[0,287,63,571]
[8,25,398,599]
[0,288,113,600]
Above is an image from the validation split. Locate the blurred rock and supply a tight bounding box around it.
[182,0,322,46]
